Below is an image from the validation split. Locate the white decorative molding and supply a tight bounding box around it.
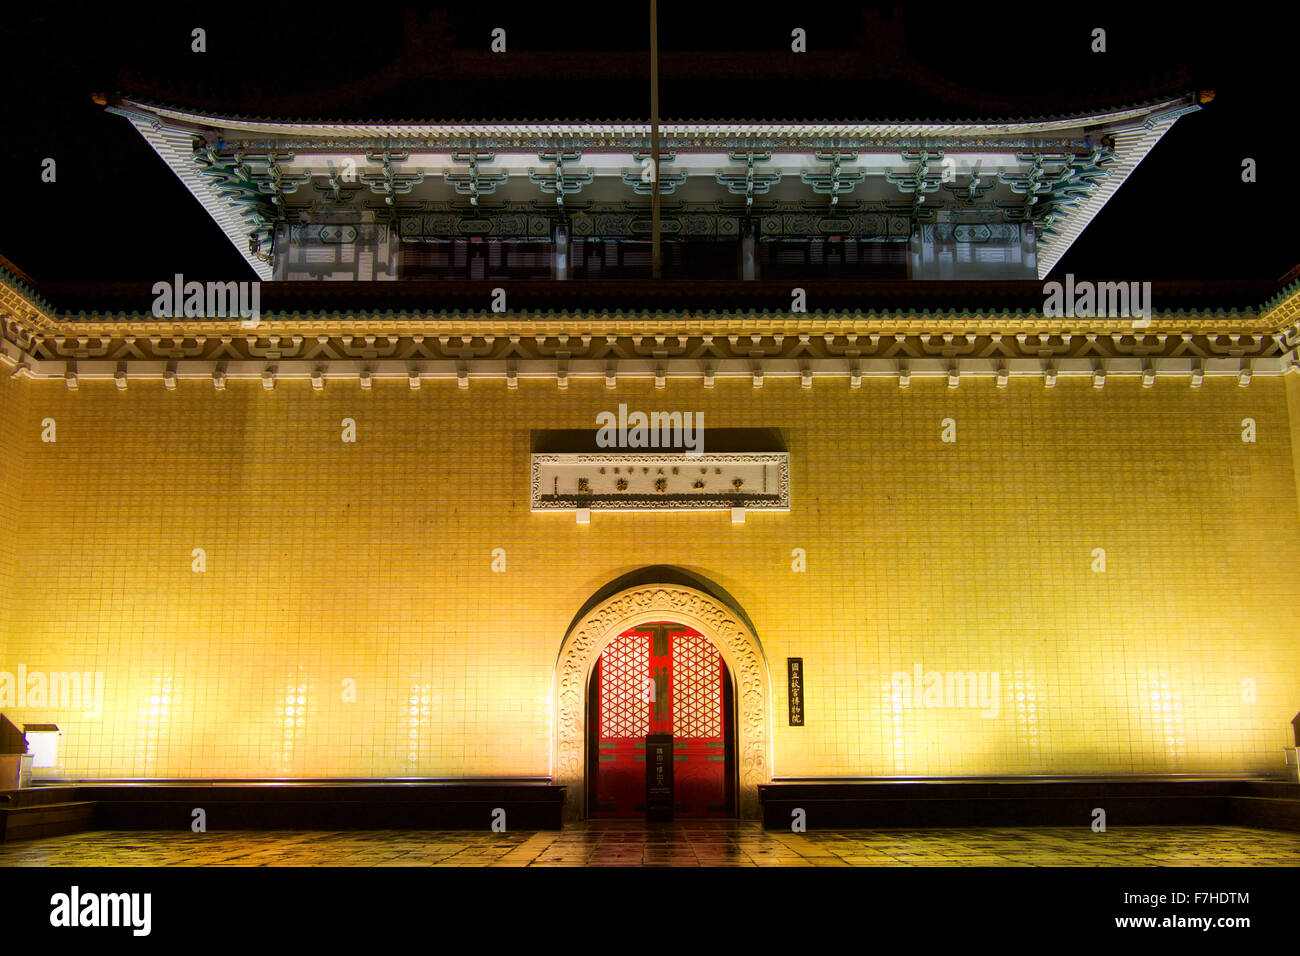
[1,351,1294,387]
[551,584,772,820]
[531,452,790,515]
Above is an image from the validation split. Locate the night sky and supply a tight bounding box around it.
[1,5,1295,287]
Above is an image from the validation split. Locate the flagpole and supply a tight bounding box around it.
[650,0,661,280]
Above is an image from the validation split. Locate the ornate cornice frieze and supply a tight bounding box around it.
[2,266,1296,388]
[1260,277,1300,330]
[0,320,1291,389]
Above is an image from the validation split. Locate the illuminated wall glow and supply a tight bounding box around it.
[0,370,1297,781]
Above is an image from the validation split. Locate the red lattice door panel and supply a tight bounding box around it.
[668,627,728,817]
[591,627,652,817]
[590,622,731,818]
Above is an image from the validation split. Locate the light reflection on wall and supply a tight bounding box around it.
[883,680,907,774]
[1013,676,1039,754]
[281,677,311,770]
[406,683,434,770]
[137,676,172,774]
[1146,672,1185,761]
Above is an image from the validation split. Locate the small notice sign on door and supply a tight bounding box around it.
[645,733,675,821]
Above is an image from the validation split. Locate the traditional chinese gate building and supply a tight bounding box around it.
[0,61,1298,828]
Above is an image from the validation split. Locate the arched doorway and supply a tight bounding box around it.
[552,580,771,821]
[586,621,736,818]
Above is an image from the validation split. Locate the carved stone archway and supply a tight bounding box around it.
[553,583,772,820]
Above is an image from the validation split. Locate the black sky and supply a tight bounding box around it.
[1,5,1295,287]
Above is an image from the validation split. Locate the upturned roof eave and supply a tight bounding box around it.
[108,93,1197,140]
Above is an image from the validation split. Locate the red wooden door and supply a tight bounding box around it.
[589,621,731,818]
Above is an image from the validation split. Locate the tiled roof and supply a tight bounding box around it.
[115,92,1192,129]
[2,264,1293,326]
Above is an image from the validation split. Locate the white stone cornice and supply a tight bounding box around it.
[10,352,1286,387]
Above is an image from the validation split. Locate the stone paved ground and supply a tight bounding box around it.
[2,822,1299,866]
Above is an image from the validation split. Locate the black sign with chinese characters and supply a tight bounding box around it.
[645,733,674,820]
[788,658,805,726]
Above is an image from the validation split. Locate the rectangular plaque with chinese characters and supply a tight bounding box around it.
[530,452,790,513]
[788,658,805,726]
[645,733,675,820]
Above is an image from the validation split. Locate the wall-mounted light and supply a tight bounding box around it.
[24,724,61,770]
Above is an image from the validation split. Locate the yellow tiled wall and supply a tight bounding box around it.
[0,374,26,669]
[1,373,1297,780]
[1289,375,1300,533]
